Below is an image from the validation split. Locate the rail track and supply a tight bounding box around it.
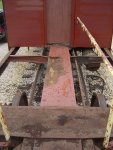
[0,46,111,150]
[0,18,113,150]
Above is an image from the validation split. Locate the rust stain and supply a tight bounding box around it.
[45,57,65,86]
[62,79,71,97]
[23,123,49,138]
[58,115,69,126]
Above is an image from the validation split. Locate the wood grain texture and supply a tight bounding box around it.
[0,106,111,139]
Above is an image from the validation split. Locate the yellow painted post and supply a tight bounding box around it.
[103,99,113,148]
[0,106,10,142]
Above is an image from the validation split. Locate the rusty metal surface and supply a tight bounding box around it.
[3,0,113,48]
[74,0,113,48]
[12,90,28,106]
[91,93,107,108]
[0,106,111,139]
[74,55,89,106]
[3,0,45,47]
[28,65,42,106]
[8,54,102,65]
[41,46,76,106]
[9,55,48,64]
[46,0,72,45]
[82,49,100,71]
[0,47,20,76]
[71,56,103,64]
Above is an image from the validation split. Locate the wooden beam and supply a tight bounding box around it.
[0,106,111,139]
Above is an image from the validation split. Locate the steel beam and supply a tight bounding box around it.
[0,47,20,76]
[71,56,103,64]
[9,55,48,64]
[41,46,76,106]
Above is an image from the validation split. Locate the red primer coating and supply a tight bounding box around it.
[41,46,76,106]
[3,0,45,47]
[2,0,113,48]
[74,0,113,48]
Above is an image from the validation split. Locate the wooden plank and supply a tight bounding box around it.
[41,46,76,106]
[82,139,95,150]
[0,106,111,139]
[34,140,82,150]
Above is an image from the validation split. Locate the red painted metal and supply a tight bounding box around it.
[3,0,45,47]
[46,0,72,45]
[2,0,113,48]
[74,0,113,48]
[41,46,76,106]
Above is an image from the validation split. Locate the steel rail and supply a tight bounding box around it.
[8,55,103,65]
[28,64,43,106]
[28,48,47,105]
[73,51,89,106]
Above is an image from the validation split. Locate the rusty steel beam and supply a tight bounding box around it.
[77,17,113,77]
[0,47,20,76]
[71,56,103,64]
[0,106,111,139]
[41,46,76,106]
[9,55,102,65]
[9,55,48,64]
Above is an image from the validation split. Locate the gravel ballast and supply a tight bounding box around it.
[0,45,113,105]
[0,46,43,105]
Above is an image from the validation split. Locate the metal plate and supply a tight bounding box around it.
[3,0,45,47]
[41,46,76,106]
[46,0,72,45]
[3,0,113,48]
[74,0,113,48]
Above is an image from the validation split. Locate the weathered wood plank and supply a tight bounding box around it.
[41,46,76,106]
[0,106,111,139]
